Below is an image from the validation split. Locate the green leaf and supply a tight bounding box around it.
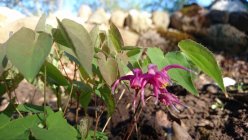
[35,14,46,32]
[97,52,118,86]
[164,52,198,96]
[17,103,44,113]
[52,29,70,47]
[90,26,101,48]
[0,43,6,75]
[6,27,53,82]
[41,61,69,86]
[57,19,94,76]
[0,114,41,140]
[96,85,115,116]
[108,23,123,52]
[0,113,10,126]
[73,81,92,110]
[116,53,130,76]
[178,40,226,94]
[48,111,78,139]
[147,47,166,69]
[86,130,108,140]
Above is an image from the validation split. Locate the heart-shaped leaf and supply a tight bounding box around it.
[35,14,46,32]
[97,52,118,86]
[178,39,226,95]
[56,19,94,76]
[108,23,123,53]
[6,27,52,82]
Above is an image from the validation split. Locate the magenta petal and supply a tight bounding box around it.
[111,75,134,94]
[148,64,158,75]
[159,92,181,106]
[132,68,142,76]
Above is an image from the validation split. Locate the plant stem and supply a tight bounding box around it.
[43,66,47,121]
[63,85,74,116]
[102,89,126,132]
[124,99,142,140]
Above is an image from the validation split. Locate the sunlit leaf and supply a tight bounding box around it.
[147,47,166,69]
[164,52,198,95]
[0,114,41,140]
[56,19,94,76]
[97,52,118,86]
[41,61,69,86]
[31,111,78,140]
[108,23,123,53]
[6,27,53,82]
[178,39,226,94]
[35,13,46,32]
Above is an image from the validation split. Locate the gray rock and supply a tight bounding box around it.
[110,10,127,27]
[203,24,248,54]
[170,5,208,34]
[152,11,170,32]
[210,0,247,12]
[88,8,109,25]
[119,28,139,46]
[206,10,229,24]
[0,17,39,43]
[229,12,248,33]
[172,121,192,140]
[0,7,25,27]
[125,9,152,33]
[78,5,92,22]
[137,30,170,52]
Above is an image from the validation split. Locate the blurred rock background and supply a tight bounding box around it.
[1,0,248,55]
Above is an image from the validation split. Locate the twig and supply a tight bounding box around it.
[63,85,74,116]
[54,46,70,79]
[43,66,47,120]
[102,89,126,132]
[124,95,153,140]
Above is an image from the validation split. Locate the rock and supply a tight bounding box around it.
[152,11,170,32]
[78,5,92,22]
[0,17,39,43]
[223,77,236,87]
[210,0,247,12]
[206,10,229,24]
[119,28,139,46]
[137,30,170,52]
[229,12,248,33]
[158,28,193,50]
[201,24,248,54]
[0,7,25,27]
[125,9,152,33]
[172,121,192,140]
[110,10,127,27]
[88,8,110,25]
[170,4,208,34]
[156,110,170,128]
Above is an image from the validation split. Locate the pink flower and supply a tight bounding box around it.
[111,64,191,109]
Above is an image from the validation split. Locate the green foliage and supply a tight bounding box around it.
[0,15,226,140]
[56,19,94,76]
[147,48,198,96]
[6,27,52,82]
[178,40,226,94]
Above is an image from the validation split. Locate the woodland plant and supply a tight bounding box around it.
[0,14,226,140]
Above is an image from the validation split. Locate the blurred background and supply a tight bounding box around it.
[0,0,217,15]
